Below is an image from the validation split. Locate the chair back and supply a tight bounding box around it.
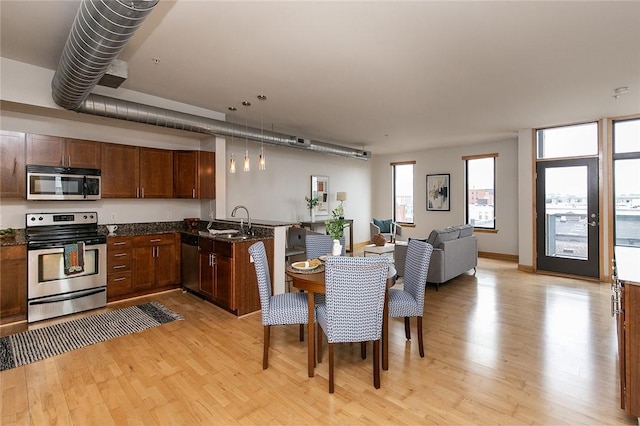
[403,239,433,308]
[306,234,345,258]
[323,256,389,343]
[248,241,272,321]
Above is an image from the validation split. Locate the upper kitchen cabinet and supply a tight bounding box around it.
[26,134,100,169]
[101,142,140,198]
[174,150,215,199]
[101,144,173,198]
[140,147,173,198]
[0,131,26,198]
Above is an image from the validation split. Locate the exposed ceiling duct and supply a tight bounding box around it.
[51,0,370,160]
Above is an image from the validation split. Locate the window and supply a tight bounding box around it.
[464,154,497,229]
[613,117,640,247]
[392,161,414,224]
[536,122,598,159]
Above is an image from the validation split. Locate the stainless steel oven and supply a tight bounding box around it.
[26,212,107,322]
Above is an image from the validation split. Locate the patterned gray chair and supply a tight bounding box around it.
[316,256,389,393]
[387,239,433,357]
[305,234,345,258]
[248,241,308,369]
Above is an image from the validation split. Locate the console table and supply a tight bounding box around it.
[299,219,353,253]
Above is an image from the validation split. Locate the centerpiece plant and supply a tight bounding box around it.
[305,196,319,221]
[325,207,345,241]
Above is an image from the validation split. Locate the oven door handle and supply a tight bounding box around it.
[28,287,106,305]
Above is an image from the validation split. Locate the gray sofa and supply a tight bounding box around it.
[394,224,477,290]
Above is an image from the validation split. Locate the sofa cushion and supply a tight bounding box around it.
[457,224,474,237]
[431,228,460,248]
[373,218,393,234]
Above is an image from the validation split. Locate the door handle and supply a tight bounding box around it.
[588,221,598,227]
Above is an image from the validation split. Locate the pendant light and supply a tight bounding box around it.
[228,106,237,174]
[257,94,267,170]
[242,101,251,172]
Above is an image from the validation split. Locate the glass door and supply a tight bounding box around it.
[536,158,599,277]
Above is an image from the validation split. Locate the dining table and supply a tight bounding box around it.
[286,261,397,377]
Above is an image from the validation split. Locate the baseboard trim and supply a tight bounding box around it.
[478,251,518,262]
[518,264,534,273]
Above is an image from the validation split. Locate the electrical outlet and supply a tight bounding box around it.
[167,211,173,219]
[110,212,117,222]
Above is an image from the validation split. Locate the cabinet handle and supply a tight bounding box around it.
[113,265,127,269]
[136,187,140,198]
[12,158,17,176]
[113,242,126,246]
[113,253,127,257]
[150,239,162,243]
[192,188,196,198]
[141,188,145,198]
[68,155,71,167]
[114,277,127,282]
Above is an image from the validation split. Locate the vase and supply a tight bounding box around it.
[332,239,342,256]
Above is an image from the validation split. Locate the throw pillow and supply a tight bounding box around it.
[373,218,392,234]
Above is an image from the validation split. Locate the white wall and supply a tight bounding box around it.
[223,143,373,244]
[373,139,519,256]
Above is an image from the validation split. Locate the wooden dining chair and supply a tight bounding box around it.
[248,241,308,369]
[315,256,388,393]
[387,239,433,357]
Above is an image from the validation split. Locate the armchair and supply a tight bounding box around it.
[370,219,402,243]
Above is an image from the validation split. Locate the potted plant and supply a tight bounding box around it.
[305,196,319,221]
[325,207,345,255]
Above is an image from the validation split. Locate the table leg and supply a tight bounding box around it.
[383,288,389,371]
[307,291,315,377]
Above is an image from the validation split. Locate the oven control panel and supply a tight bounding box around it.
[26,212,98,227]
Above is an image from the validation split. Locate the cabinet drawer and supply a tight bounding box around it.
[108,258,132,273]
[133,233,175,247]
[108,237,132,250]
[107,272,132,299]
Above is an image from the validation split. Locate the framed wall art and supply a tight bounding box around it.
[427,174,450,211]
[311,175,330,216]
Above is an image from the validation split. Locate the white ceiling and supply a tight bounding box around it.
[1,1,639,155]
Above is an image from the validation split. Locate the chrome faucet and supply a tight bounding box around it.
[231,205,252,235]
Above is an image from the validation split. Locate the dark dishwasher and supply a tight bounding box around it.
[181,233,199,293]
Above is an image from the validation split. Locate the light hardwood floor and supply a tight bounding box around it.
[1,258,637,425]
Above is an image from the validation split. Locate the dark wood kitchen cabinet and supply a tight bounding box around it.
[132,233,180,292]
[106,236,134,301]
[194,237,271,316]
[0,245,27,323]
[174,150,215,199]
[139,147,173,198]
[613,247,640,420]
[0,131,26,199]
[198,238,231,306]
[26,134,100,169]
[101,144,173,198]
[101,143,140,198]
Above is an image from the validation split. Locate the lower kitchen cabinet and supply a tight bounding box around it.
[0,245,27,323]
[132,233,180,292]
[106,237,133,301]
[107,233,180,301]
[194,237,271,316]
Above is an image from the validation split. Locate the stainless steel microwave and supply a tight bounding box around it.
[26,165,101,200]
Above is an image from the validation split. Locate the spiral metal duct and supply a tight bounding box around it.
[52,0,370,160]
[52,0,159,110]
